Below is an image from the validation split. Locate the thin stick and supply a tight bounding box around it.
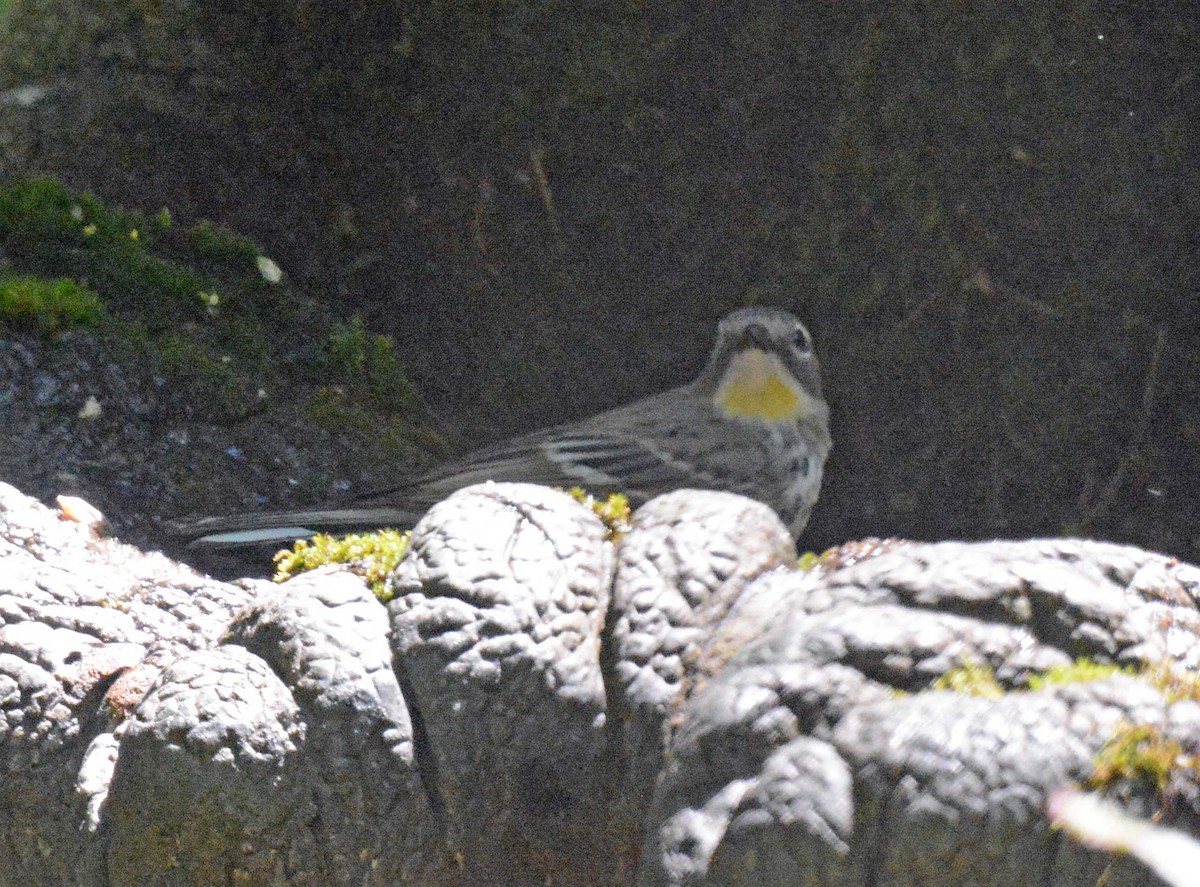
[1079,325,1168,528]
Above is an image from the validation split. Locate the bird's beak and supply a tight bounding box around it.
[738,323,773,351]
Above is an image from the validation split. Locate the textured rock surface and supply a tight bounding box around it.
[388,483,615,882]
[1,480,1198,885]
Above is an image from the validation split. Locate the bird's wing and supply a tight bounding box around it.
[359,428,700,507]
[178,419,703,550]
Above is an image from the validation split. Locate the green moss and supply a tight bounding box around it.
[273,529,410,602]
[0,177,213,325]
[0,177,89,263]
[926,657,1200,712]
[0,178,153,257]
[0,178,287,328]
[928,658,1200,713]
[189,218,261,264]
[932,660,1006,699]
[87,240,207,319]
[0,174,435,519]
[1028,660,1136,691]
[1141,662,1200,705]
[321,317,417,413]
[566,487,632,541]
[1088,723,1191,793]
[0,274,103,335]
[0,176,324,410]
[797,550,823,571]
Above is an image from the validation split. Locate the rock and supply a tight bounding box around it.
[0,480,1198,885]
[388,482,614,883]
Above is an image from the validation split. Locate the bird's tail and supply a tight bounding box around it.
[173,506,425,551]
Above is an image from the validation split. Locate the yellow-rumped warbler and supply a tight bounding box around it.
[182,307,831,549]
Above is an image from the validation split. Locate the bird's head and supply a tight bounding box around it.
[698,307,826,424]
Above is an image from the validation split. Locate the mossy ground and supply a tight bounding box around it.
[0,176,435,539]
[272,529,411,602]
[0,273,103,335]
[0,178,422,413]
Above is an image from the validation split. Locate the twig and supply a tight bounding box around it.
[530,147,559,234]
[894,291,941,333]
[1079,324,1168,528]
[970,269,1064,319]
[895,269,1063,335]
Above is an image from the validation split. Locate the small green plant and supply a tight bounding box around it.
[273,529,411,602]
[189,218,261,263]
[932,660,1006,699]
[0,274,104,334]
[322,317,417,413]
[1088,723,1192,793]
[566,487,632,540]
[797,550,824,571]
[1028,659,1135,691]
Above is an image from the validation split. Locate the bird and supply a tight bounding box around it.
[179,306,831,550]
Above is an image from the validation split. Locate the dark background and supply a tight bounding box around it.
[0,0,1196,566]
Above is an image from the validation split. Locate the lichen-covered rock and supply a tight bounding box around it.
[641,540,1200,886]
[1,481,1200,886]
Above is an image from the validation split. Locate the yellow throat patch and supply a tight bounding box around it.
[714,348,804,422]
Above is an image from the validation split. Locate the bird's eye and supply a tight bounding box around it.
[792,324,813,353]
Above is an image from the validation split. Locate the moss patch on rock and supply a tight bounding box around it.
[0,273,103,335]
[1088,723,1193,794]
[928,658,1200,798]
[931,658,1200,708]
[566,487,632,541]
[273,529,411,602]
[1027,660,1136,691]
[932,660,1006,699]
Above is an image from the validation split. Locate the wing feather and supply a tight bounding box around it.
[360,429,697,506]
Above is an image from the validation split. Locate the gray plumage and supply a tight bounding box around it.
[179,307,831,549]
